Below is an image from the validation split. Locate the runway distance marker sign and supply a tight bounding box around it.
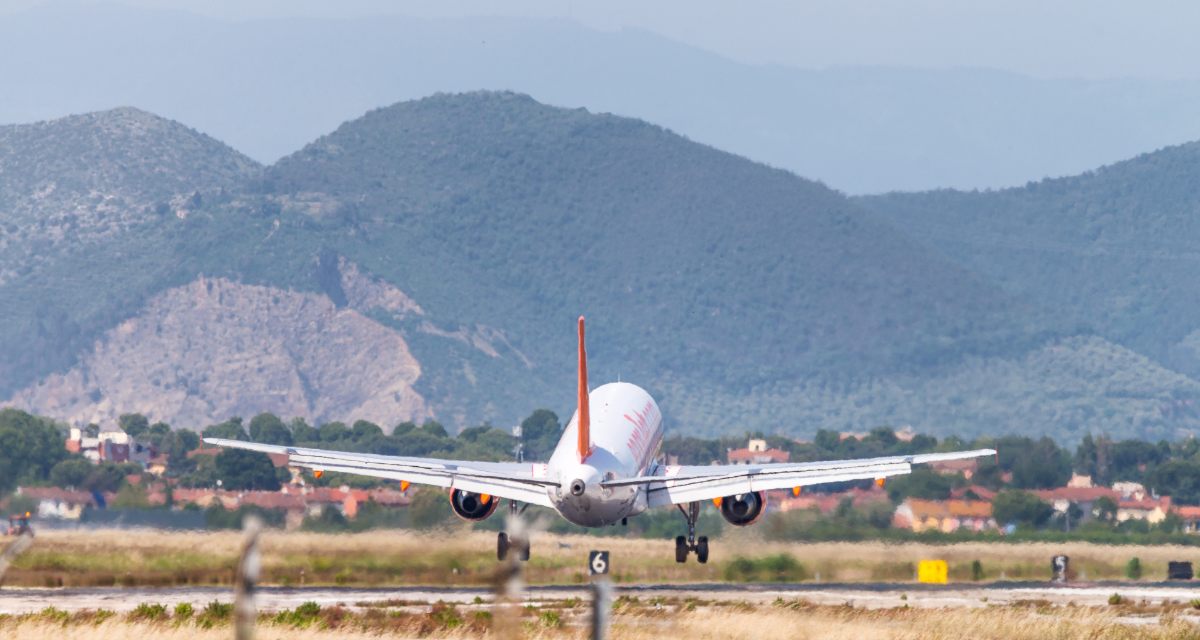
[589,551,609,575]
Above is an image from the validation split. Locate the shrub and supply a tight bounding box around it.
[203,600,233,620]
[1126,558,1142,580]
[539,611,561,628]
[174,603,193,619]
[130,603,168,621]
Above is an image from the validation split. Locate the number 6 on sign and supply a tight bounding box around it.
[589,550,609,575]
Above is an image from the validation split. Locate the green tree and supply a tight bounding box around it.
[814,429,841,451]
[1145,460,1200,505]
[318,422,349,442]
[991,490,1053,527]
[0,408,71,494]
[50,458,93,488]
[409,488,452,529]
[142,422,173,447]
[290,418,320,443]
[202,417,248,441]
[119,413,150,438]
[351,420,383,441]
[214,449,281,491]
[886,467,952,503]
[420,420,449,438]
[520,409,562,462]
[249,413,293,446]
[164,429,201,461]
[110,483,151,509]
[1092,495,1119,522]
[393,430,450,457]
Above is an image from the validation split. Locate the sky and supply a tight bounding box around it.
[11,0,1200,79]
[4,1,1200,193]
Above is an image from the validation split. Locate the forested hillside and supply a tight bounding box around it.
[0,108,260,396]
[859,142,1200,379]
[3,93,1198,442]
[247,91,1060,429]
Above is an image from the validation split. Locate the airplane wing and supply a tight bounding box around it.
[600,449,996,508]
[202,438,557,508]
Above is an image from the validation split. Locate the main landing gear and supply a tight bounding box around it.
[498,499,531,561]
[674,501,708,564]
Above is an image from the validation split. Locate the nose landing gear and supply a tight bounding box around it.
[497,531,530,561]
[674,501,708,563]
[498,499,531,561]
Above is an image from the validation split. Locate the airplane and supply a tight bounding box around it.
[205,317,995,563]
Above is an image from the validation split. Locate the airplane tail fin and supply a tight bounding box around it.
[577,316,592,462]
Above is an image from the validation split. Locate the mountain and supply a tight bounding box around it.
[10,4,1200,193]
[0,107,259,395]
[859,141,1200,380]
[3,92,1197,443]
[249,92,1056,425]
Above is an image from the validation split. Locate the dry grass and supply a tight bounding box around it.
[5,528,1199,587]
[2,600,1200,640]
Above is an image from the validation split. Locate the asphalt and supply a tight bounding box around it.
[4,581,1200,614]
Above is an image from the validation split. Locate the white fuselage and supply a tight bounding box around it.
[544,382,663,527]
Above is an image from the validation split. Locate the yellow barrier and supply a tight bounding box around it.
[918,560,947,584]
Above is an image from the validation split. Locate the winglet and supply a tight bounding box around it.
[577,316,593,462]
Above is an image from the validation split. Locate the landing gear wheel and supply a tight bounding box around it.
[519,537,531,561]
[497,532,509,561]
[675,536,689,563]
[696,536,709,564]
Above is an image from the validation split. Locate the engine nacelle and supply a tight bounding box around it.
[719,491,766,526]
[449,489,500,521]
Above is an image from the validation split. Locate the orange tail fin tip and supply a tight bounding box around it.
[577,316,593,462]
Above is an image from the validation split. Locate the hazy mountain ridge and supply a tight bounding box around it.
[259,92,1041,389]
[2,93,1198,443]
[667,336,1200,442]
[0,107,259,283]
[859,140,1200,377]
[11,4,1200,193]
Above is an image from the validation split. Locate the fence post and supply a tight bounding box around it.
[590,578,612,640]
[0,532,34,586]
[234,516,263,640]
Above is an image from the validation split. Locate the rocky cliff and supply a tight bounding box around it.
[5,261,432,431]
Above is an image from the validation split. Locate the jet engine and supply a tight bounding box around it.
[719,491,766,526]
[449,489,500,521]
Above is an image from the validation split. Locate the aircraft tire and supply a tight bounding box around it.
[696,536,709,564]
[520,537,531,561]
[675,536,688,563]
[497,532,509,561]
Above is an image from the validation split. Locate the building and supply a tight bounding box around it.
[14,487,101,519]
[171,485,412,530]
[66,428,157,466]
[892,498,997,533]
[1112,482,1147,500]
[1118,495,1171,524]
[1067,474,1093,488]
[928,459,979,479]
[1174,506,1200,533]
[776,486,890,514]
[727,440,791,465]
[1031,487,1122,523]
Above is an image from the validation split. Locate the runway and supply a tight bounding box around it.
[4,581,1200,615]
